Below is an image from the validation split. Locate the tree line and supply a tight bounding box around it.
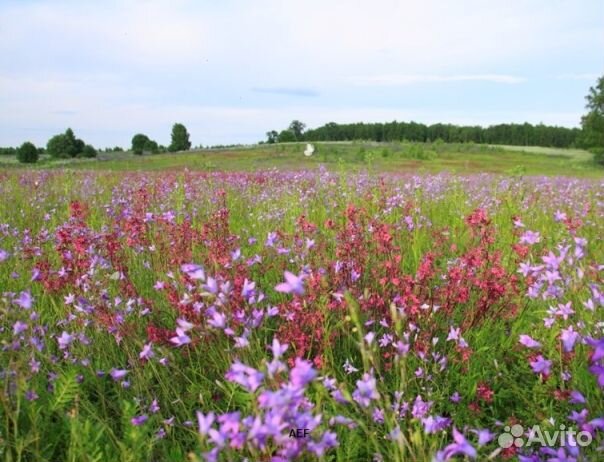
[266,75,604,164]
[3,123,192,164]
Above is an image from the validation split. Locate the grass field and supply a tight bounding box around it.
[1,142,602,177]
[1,144,603,461]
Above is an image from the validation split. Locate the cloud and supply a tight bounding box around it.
[349,74,526,86]
[251,87,319,97]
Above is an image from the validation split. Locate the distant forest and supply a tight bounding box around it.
[301,121,580,148]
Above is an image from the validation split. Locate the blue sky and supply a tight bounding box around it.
[1,0,603,148]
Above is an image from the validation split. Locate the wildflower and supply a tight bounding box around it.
[290,358,317,387]
[569,390,586,404]
[170,328,191,347]
[225,361,264,392]
[0,249,9,262]
[14,291,33,309]
[57,331,74,350]
[139,343,154,360]
[149,399,160,413]
[181,263,205,280]
[275,271,305,295]
[270,338,288,359]
[13,320,28,335]
[352,373,380,408]
[530,355,552,376]
[131,415,148,426]
[450,392,461,403]
[519,334,541,349]
[197,411,215,435]
[411,395,433,419]
[586,337,604,362]
[588,364,604,388]
[435,427,477,460]
[560,327,579,352]
[422,415,451,434]
[519,230,541,245]
[343,359,359,374]
[109,369,128,381]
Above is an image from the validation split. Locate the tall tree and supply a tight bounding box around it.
[169,123,192,152]
[580,75,604,164]
[266,130,279,144]
[288,120,306,140]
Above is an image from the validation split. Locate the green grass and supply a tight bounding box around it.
[1,141,601,177]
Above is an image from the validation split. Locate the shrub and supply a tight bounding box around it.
[80,145,97,158]
[16,141,39,163]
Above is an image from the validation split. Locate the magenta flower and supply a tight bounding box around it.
[519,334,541,349]
[275,271,305,295]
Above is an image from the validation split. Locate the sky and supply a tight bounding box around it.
[1,0,603,148]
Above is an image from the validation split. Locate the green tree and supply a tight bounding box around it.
[169,123,191,152]
[46,128,87,158]
[580,75,604,164]
[266,130,279,144]
[16,141,39,163]
[143,139,159,154]
[131,134,151,155]
[277,129,296,143]
[288,120,306,140]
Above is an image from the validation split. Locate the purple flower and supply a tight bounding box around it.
[436,427,477,460]
[131,414,148,426]
[352,373,380,408]
[225,361,264,392]
[422,415,451,434]
[520,230,541,245]
[197,411,215,435]
[13,321,28,336]
[14,291,33,309]
[57,331,74,350]
[569,390,586,404]
[290,358,317,388]
[139,343,154,360]
[0,249,9,262]
[169,328,191,347]
[270,338,288,359]
[109,368,128,381]
[472,428,495,446]
[530,355,552,376]
[181,263,205,280]
[519,334,541,349]
[275,271,305,296]
[586,337,604,362]
[589,364,604,388]
[560,327,579,352]
[411,395,433,419]
[450,392,461,403]
[149,399,160,413]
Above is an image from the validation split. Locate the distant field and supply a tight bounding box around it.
[1,142,601,177]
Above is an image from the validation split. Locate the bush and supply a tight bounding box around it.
[16,141,39,164]
[46,128,87,158]
[80,145,97,158]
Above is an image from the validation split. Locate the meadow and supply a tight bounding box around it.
[1,147,603,461]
